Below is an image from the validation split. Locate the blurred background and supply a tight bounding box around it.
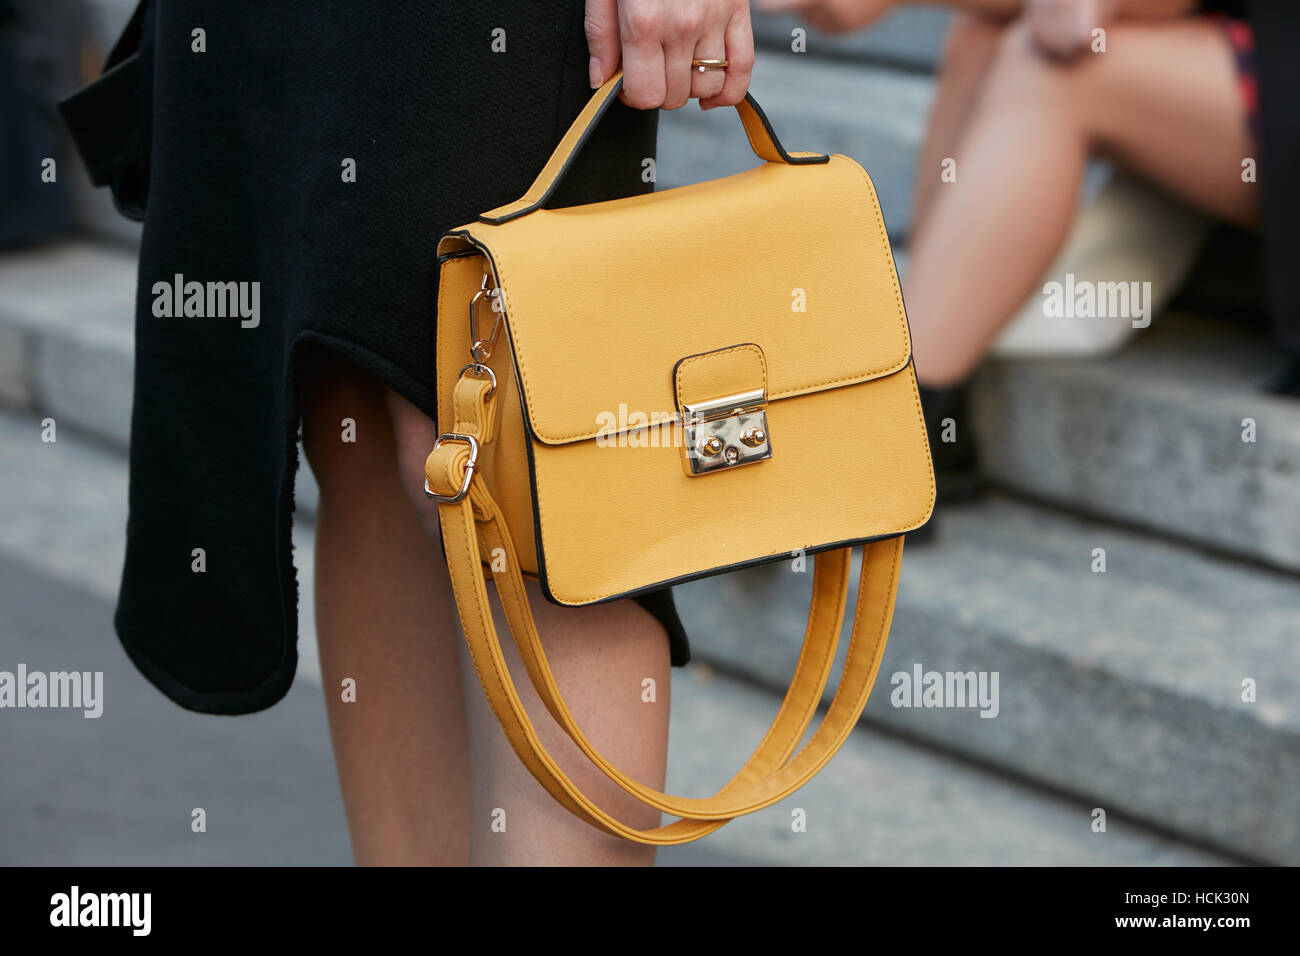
[2,0,1296,866]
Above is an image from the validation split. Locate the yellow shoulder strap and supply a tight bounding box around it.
[427,376,904,845]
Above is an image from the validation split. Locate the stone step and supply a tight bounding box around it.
[0,405,1231,866]
[751,5,950,71]
[0,242,136,446]
[0,241,324,516]
[6,251,1293,861]
[675,493,1300,864]
[6,245,1288,570]
[971,313,1300,573]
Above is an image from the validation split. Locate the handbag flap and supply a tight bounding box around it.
[441,154,911,446]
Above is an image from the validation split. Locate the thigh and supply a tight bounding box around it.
[385,386,673,864]
[459,579,672,866]
[913,13,1012,237]
[1071,18,1258,228]
[299,349,468,865]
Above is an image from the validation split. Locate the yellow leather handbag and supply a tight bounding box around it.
[424,72,935,845]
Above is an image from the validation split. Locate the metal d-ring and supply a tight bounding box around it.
[458,362,497,399]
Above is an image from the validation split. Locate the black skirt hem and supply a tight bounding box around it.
[113,328,686,717]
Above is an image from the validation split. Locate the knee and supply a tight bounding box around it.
[386,390,444,542]
[942,12,1007,69]
[298,351,396,508]
[979,18,1078,112]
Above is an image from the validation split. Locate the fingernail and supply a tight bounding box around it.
[588,57,601,89]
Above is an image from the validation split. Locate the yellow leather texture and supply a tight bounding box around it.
[424,69,934,843]
[437,250,540,572]
[430,452,904,843]
[455,153,913,446]
[435,148,933,602]
[533,371,930,604]
[674,343,767,408]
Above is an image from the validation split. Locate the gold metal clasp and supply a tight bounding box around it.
[469,273,503,364]
[681,388,771,476]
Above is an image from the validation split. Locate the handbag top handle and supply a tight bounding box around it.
[477,70,829,225]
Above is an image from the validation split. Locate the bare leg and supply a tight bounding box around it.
[386,394,672,866]
[300,349,469,865]
[911,13,1010,242]
[906,18,1258,386]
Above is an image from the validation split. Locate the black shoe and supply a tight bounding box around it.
[1267,358,1300,398]
[906,382,984,546]
[917,381,984,506]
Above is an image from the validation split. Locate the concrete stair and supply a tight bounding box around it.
[972,314,1300,573]
[675,495,1300,864]
[8,3,1293,866]
[0,243,135,447]
[751,6,950,71]
[0,406,1228,865]
[3,238,1296,863]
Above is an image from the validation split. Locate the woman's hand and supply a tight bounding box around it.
[585,0,755,109]
[757,0,898,35]
[1026,0,1120,60]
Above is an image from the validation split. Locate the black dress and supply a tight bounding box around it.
[60,0,689,715]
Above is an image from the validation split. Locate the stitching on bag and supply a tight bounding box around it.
[435,257,458,427]
[539,444,925,605]
[536,371,930,604]
[738,105,773,161]
[827,539,899,742]
[673,344,767,406]
[905,362,939,504]
[858,539,902,705]
[478,156,913,445]
[722,539,900,799]
[729,541,898,806]
[498,491,853,815]
[747,548,846,766]
[794,538,901,766]
[748,553,829,764]
[836,153,911,356]
[475,160,930,603]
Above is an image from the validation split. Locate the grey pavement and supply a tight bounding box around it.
[0,406,1232,865]
[0,552,351,866]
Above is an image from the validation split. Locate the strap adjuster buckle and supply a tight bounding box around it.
[423,433,480,503]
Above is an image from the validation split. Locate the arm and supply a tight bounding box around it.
[757,0,1023,34]
[1027,0,1197,59]
[758,0,1198,36]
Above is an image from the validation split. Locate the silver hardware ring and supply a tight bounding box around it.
[458,362,497,399]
